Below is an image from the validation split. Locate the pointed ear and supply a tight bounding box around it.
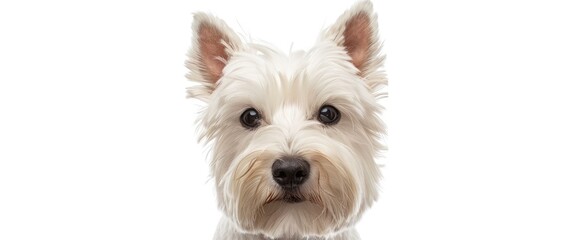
[325,1,384,78]
[186,13,242,101]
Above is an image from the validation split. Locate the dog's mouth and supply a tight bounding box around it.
[280,188,305,203]
[282,193,304,203]
[264,189,307,204]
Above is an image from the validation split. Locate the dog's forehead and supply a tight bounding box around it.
[210,43,370,121]
[220,43,361,96]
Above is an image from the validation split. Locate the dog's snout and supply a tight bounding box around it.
[272,156,310,188]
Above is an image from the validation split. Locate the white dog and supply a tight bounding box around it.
[186,1,386,239]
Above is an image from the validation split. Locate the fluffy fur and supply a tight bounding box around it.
[186,1,386,239]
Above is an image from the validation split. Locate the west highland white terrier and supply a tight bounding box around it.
[186,1,386,239]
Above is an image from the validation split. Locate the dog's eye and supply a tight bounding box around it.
[240,108,261,129]
[318,105,340,125]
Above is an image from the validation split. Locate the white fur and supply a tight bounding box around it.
[186,1,386,239]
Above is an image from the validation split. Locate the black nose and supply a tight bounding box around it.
[272,156,310,188]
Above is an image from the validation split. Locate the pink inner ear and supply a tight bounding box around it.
[198,23,228,83]
[343,13,371,71]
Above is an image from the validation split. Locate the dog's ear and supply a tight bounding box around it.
[324,1,384,79]
[186,13,242,101]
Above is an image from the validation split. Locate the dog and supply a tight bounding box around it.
[186,1,386,239]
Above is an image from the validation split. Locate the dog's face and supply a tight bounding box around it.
[187,1,386,238]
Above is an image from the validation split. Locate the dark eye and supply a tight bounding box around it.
[240,108,261,129]
[318,105,340,125]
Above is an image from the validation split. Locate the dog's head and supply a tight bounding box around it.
[186,1,386,238]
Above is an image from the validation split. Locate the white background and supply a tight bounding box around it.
[1,0,577,239]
